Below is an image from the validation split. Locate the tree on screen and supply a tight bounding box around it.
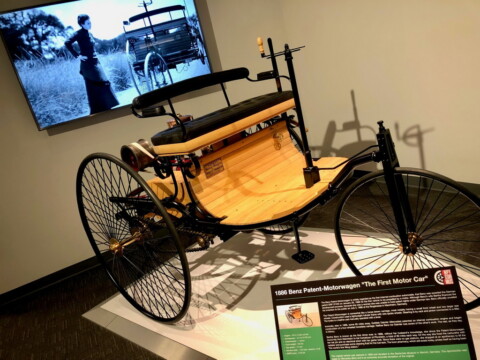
[0,10,65,60]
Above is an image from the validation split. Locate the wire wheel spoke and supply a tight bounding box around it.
[76,153,191,322]
[335,168,480,310]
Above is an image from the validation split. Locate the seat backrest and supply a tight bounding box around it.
[132,67,250,117]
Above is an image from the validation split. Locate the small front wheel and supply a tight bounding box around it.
[76,153,191,322]
[335,168,480,310]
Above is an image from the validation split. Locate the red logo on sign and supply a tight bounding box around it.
[441,269,454,285]
[435,269,454,285]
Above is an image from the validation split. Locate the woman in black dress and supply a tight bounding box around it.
[65,14,119,114]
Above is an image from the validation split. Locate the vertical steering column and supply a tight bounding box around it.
[284,44,320,188]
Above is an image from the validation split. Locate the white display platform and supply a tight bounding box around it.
[84,229,480,360]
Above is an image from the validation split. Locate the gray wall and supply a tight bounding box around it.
[1,0,478,294]
[279,0,480,181]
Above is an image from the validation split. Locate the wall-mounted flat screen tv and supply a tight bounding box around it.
[0,0,212,130]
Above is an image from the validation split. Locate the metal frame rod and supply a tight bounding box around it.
[284,44,316,171]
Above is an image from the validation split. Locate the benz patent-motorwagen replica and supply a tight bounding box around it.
[77,38,480,323]
[285,305,313,327]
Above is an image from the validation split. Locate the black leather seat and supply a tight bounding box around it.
[151,91,293,146]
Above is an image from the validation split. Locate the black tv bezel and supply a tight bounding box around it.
[0,0,220,131]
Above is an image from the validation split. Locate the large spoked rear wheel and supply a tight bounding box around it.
[335,168,480,310]
[302,314,313,327]
[76,153,191,322]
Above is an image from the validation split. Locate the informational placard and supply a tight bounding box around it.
[271,267,476,360]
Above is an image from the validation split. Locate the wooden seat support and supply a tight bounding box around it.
[189,121,347,226]
[145,121,347,227]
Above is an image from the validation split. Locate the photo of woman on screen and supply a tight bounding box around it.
[0,0,212,130]
[64,14,119,114]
